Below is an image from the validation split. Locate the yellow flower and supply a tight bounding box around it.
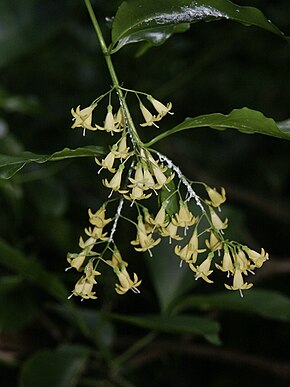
[88,207,112,228]
[189,253,214,284]
[215,247,234,276]
[71,105,97,133]
[139,101,161,127]
[209,208,228,231]
[103,164,127,194]
[112,136,130,160]
[95,148,117,173]
[152,164,175,187]
[147,95,173,118]
[160,221,183,242]
[114,107,125,129]
[96,105,123,134]
[172,201,197,228]
[206,186,226,208]
[131,215,161,255]
[205,231,223,251]
[147,205,169,229]
[224,269,253,296]
[70,276,98,299]
[84,226,108,241]
[243,247,269,268]
[175,228,205,265]
[234,249,251,273]
[70,261,101,300]
[114,266,142,295]
[67,252,86,271]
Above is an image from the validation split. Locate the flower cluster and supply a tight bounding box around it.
[67,89,268,300]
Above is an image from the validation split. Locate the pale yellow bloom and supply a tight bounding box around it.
[88,207,112,228]
[71,105,97,132]
[103,164,127,193]
[175,227,205,265]
[70,261,101,299]
[243,247,269,268]
[209,208,228,231]
[84,226,108,241]
[189,253,214,284]
[215,247,234,275]
[160,221,183,242]
[225,269,253,295]
[206,186,226,208]
[96,105,123,134]
[131,216,161,254]
[147,95,173,118]
[147,205,169,228]
[114,107,125,129]
[114,266,142,295]
[95,148,117,173]
[67,252,86,271]
[205,231,223,251]
[152,164,174,187]
[139,101,161,127]
[172,201,197,228]
[112,136,130,160]
[124,186,152,202]
[235,249,251,272]
[71,276,98,299]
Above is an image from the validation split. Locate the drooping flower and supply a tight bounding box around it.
[205,231,223,251]
[88,207,112,228]
[103,164,127,194]
[160,221,183,242]
[131,215,161,255]
[114,266,142,295]
[172,201,197,228]
[209,207,228,231]
[189,253,214,284]
[147,95,173,118]
[243,247,269,268]
[215,246,234,276]
[95,147,117,173]
[71,105,97,133]
[224,269,253,296]
[67,252,86,271]
[139,101,161,127]
[112,136,130,160]
[205,186,226,208]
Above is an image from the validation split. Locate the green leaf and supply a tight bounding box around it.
[174,289,290,322]
[0,276,37,331]
[20,345,90,387]
[106,312,221,345]
[146,108,290,147]
[0,146,104,179]
[0,239,67,301]
[146,239,195,313]
[111,0,289,51]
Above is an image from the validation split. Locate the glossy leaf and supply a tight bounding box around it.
[0,146,103,179]
[20,345,90,387]
[106,312,221,345]
[146,107,290,147]
[174,289,290,322]
[111,0,289,51]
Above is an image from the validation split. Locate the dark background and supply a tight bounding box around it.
[0,1,290,386]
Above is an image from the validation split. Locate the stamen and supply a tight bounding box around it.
[179,260,183,268]
[83,128,86,136]
[148,249,153,257]
[239,289,244,298]
[108,190,113,198]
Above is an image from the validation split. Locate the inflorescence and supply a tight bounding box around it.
[67,88,268,300]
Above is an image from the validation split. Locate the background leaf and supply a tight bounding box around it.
[146,107,290,146]
[0,146,103,179]
[174,289,290,322]
[112,0,289,51]
[106,312,221,345]
[20,345,90,387]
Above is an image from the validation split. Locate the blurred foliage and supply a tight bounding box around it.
[0,0,290,386]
